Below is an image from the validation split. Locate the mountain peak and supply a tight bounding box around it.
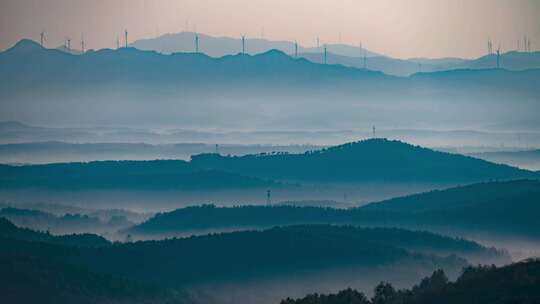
[8,39,43,53]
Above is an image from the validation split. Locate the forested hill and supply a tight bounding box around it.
[190,139,538,183]
[281,259,540,304]
[1,220,491,287]
[0,160,277,190]
[130,180,540,238]
[0,217,110,247]
[2,140,536,190]
[360,179,540,236]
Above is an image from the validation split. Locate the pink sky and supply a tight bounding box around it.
[1,0,539,58]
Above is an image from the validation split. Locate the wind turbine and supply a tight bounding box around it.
[294,40,298,58]
[496,45,501,68]
[241,34,246,54]
[195,32,200,53]
[81,33,85,53]
[323,44,327,64]
[66,37,71,51]
[40,31,45,47]
[124,29,128,48]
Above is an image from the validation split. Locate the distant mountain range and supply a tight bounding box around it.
[130,32,540,76]
[1,39,539,130]
[130,31,381,58]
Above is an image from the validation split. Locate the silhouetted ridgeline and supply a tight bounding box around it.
[1,140,537,191]
[190,139,538,183]
[1,220,489,287]
[130,180,540,238]
[0,207,133,234]
[0,160,277,190]
[1,40,539,130]
[281,259,540,304]
[0,217,110,248]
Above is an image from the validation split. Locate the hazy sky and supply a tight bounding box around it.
[1,0,539,59]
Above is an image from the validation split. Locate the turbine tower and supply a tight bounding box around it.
[363,50,367,69]
[496,46,501,68]
[116,35,120,49]
[66,37,71,51]
[124,29,128,48]
[294,40,298,58]
[372,125,376,138]
[40,31,45,47]
[241,35,246,54]
[195,33,199,53]
[81,33,85,53]
[316,36,320,49]
[323,44,327,64]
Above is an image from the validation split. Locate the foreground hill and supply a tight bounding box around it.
[282,259,540,304]
[130,180,540,239]
[0,254,189,304]
[191,139,537,183]
[0,219,507,304]
[1,220,493,285]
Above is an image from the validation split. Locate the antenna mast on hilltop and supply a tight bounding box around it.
[266,189,272,205]
[195,33,200,53]
[40,31,45,47]
[124,30,128,48]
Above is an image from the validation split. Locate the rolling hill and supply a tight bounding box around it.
[190,139,538,183]
[1,219,496,287]
[129,180,540,239]
[1,140,536,191]
[0,160,277,190]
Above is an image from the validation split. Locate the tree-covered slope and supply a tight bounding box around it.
[281,259,540,304]
[130,180,540,238]
[0,254,190,304]
[0,160,277,190]
[0,220,478,287]
[190,139,537,183]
